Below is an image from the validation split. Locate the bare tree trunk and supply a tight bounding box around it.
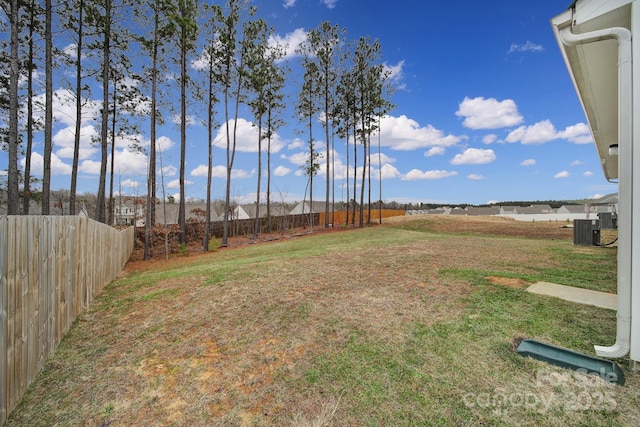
[70,0,84,216]
[266,110,272,233]
[204,55,214,251]
[253,113,263,240]
[367,131,371,225]
[7,0,20,215]
[351,119,357,226]
[42,0,53,215]
[177,6,188,245]
[144,8,160,260]
[108,78,117,226]
[378,116,382,224]
[96,0,111,223]
[23,0,37,214]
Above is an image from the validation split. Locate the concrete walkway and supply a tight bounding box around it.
[527,282,617,310]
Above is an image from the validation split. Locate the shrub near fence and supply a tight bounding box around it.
[0,216,134,425]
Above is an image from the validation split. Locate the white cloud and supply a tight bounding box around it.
[402,169,458,181]
[383,60,406,90]
[167,178,194,189]
[113,148,149,177]
[287,138,305,150]
[75,148,149,177]
[78,159,102,175]
[62,43,78,59]
[483,134,498,144]
[379,115,462,150]
[53,125,99,160]
[450,148,496,165]
[467,174,485,180]
[274,165,292,176]
[212,118,286,153]
[162,165,177,177]
[560,123,593,144]
[521,158,536,166]
[570,160,585,166]
[508,41,544,54]
[172,114,197,126]
[425,147,445,157]
[269,28,307,61]
[191,163,252,180]
[30,88,102,128]
[191,47,220,71]
[584,171,594,177]
[554,170,570,179]
[505,120,556,144]
[283,0,296,8]
[209,165,251,179]
[156,136,176,152]
[380,163,401,179]
[368,152,396,165]
[190,165,209,177]
[21,152,72,176]
[283,151,308,167]
[321,0,337,8]
[456,97,523,130]
[505,120,592,145]
[121,178,140,189]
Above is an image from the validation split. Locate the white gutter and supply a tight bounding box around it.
[558,24,633,359]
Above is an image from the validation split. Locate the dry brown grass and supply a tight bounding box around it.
[6,215,636,426]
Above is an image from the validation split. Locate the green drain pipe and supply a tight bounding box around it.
[516,339,625,385]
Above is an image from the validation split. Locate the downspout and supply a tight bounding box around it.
[558,24,632,359]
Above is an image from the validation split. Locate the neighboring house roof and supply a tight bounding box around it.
[466,207,500,216]
[517,205,553,215]
[154,203,221,225]
[241,204,291,218]
[558,205,588,214]
[290,200,330,214]
[499,206,519,214]
[591,193,619,205]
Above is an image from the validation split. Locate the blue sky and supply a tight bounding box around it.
[1,0,618,206]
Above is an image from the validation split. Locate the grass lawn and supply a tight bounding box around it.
[7,215,639,426]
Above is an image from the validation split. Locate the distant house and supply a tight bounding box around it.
[153,202,221,226]
[466,206,500,216]
[499,206,519,215]
[428,208,446,215]
[114,200,144,227]
[450,207,466,216]
[231,205,250,220]
[517,205,554,215]
[290,200,329,215]
[241,204,291,219]
[557,205,588,214]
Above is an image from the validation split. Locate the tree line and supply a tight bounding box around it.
[0,0,393,259]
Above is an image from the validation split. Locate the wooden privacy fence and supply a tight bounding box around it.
[319,209,405,226]
[0,216,134,425]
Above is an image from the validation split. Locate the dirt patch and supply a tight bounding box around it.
[486,276,529,289]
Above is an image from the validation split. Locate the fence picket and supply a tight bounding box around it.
[0,216,134,425]
[0,216,7,423]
